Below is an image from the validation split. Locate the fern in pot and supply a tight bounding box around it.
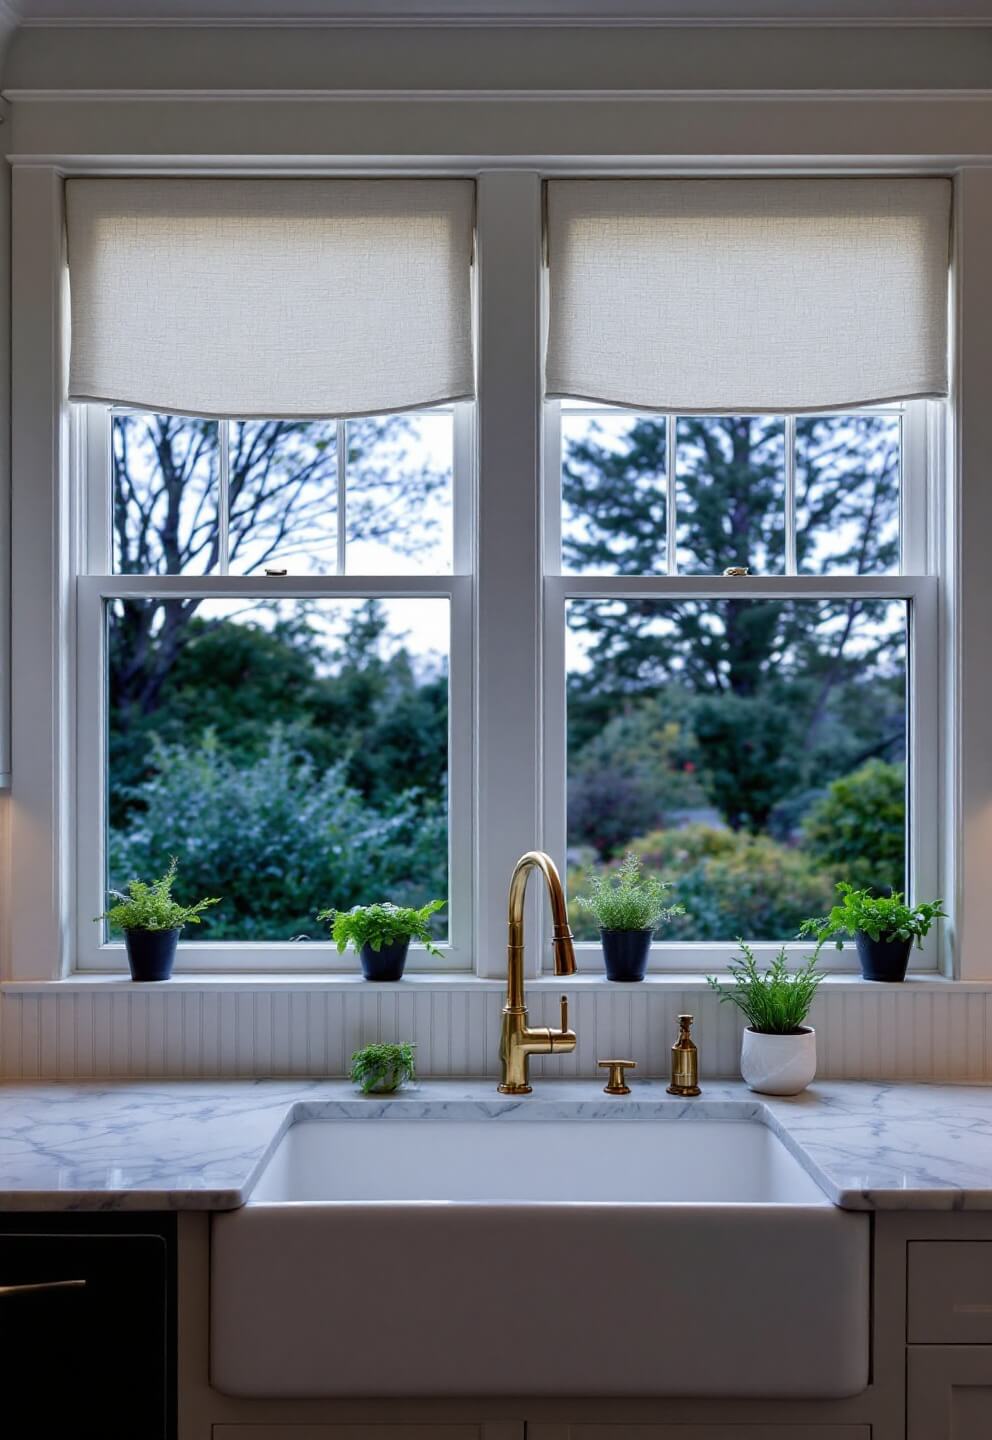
[576,853,685,982]
[800,883,946,983]
[96,858,220,982]
[319,899,445,981]
[707,942,825,1095]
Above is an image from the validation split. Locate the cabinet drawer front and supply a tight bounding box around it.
[909,1241,992,1343]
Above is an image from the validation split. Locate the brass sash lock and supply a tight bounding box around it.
[599,1058,636,1095]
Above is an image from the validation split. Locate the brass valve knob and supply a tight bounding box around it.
[599,1058,636,1095]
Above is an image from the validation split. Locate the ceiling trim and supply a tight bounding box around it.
[13,2,992,30]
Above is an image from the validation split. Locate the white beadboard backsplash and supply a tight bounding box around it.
[1,980,990,1081]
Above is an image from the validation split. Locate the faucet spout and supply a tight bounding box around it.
[499,850,578,1094]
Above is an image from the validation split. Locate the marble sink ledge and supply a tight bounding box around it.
[0,1078,991,1212]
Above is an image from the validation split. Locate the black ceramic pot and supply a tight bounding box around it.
[124,927,180,982]
[601,927,653,982]
[855,931,913,983]
[360,937,411,982]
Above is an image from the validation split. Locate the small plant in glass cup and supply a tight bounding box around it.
[350,1042,417,1095]
[799,882,946,983]
[95,857,220,982]
[576,852,685,982]
[706,941,825,1095]
[319,899,445,981]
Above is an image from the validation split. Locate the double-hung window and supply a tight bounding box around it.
[67,176,475,972]
[62,170,951,976]
[541,176,950,972]
[543,398,939,969]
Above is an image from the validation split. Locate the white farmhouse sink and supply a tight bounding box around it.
[248,1117,828,1204]
[211,1107,869,1401]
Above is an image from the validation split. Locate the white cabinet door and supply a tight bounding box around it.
[908,1348,992,1440]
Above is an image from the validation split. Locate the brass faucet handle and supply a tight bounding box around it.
[599,1058,636,1095]
[559,993,569,1033]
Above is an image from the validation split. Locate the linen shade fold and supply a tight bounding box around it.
[65,177,476,419]
[545,178,951,413]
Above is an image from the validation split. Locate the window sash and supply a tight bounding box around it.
[74,400,475,973]
[541,398,942,973]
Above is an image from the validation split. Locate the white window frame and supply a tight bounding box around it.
[5,162,960,984]
[541,399,942,972]
[73,401,476,973]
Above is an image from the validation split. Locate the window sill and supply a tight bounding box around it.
[0,970,976,995]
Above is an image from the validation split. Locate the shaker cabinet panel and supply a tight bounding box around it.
[908,1346,992,1439]
[908,1241,992,1343]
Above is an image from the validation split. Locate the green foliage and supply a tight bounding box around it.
[96,857,220,934]
[707,941,824,1035]
[569,825,834,944]
[109,599,447,830]
[350,1042,417,1095]
[109,732,447,941]
[320,900,445,958]
[575,852,685,933]
[802,882,946,949]
[802,759,905,895]
[567,696,704,859]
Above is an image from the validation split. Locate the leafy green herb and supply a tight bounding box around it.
[319,899,446,959]
[350,1041,416,1095]
[576,852,685,933]
[800,882,946,949]
[707,941,824,1035]
[96,857,220,933]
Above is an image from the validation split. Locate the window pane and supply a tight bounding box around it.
[106,596,449,942]
[566,597,907,943]
[561,410,667,575]
[113,414,219,575]
[228,421,338,576]
[345,412,453,575]
[796,412,901,576]
[675,416,785,576]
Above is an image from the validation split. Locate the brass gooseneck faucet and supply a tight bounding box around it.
[498,850,577,1094]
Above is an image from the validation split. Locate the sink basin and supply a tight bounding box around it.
[248,1117,829,1204]
[211,1104,869,1401]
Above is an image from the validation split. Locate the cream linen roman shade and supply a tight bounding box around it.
[65,178,475,419]
[545,178,951,413]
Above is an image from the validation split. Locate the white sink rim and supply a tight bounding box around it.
[246,1109,830,1207]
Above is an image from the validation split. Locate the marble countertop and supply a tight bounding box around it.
[0,1077,991,1212]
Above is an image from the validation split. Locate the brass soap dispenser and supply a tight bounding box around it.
[667,1013,701,1097]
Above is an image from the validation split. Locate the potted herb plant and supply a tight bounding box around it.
[350,1042,417,1095]
[319,899,445,981]
[576,852,685,982]
[96,858,220,982]
[707,941,824,1095]
[800,882,946,983]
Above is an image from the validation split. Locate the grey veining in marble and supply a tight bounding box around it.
[0,1077,991,1211]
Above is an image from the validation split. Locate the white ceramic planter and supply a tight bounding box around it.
[740,1026,816,1096]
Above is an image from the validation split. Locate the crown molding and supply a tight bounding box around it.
[12,2,992,30]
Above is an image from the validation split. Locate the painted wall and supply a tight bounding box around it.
[2,17,990,1079]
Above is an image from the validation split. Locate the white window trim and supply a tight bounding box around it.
[3,158,967,984]
[542,399,943,973]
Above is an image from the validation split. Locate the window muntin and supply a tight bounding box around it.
[80,403,469,972]
[548,398,937,969]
